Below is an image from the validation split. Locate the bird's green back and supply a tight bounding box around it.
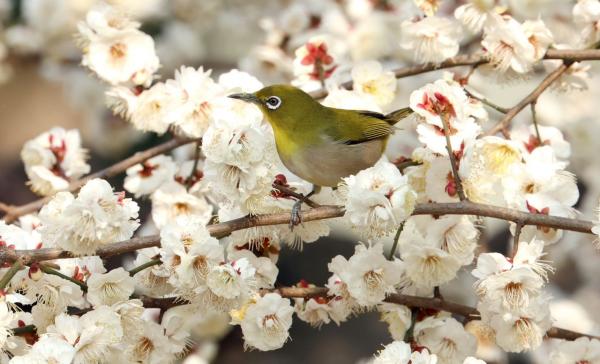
[253,85,410,160]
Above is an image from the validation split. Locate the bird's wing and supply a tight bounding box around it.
[325,109,395,145]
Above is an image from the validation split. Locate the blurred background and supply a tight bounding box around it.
[0,1,600,363]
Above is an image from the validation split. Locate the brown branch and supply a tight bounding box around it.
[485,63,571,137]
[440,113,467,201]
[2,201,595,266]
[137,286,598,341]
[309,49,600,99]
[512,221,524,258]
[1,136,199,224]
[271,183,320,208]
[464,88,510,114]
[185,140,202,189]
[531,101,542,143]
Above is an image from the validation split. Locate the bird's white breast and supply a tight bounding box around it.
[280,139,385,187]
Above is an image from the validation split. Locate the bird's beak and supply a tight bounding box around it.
[228,93,261,105]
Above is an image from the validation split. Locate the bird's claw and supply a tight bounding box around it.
[289,199,303,230]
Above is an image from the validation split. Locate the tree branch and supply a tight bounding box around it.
[464,88,509,114]
[309,49,600,99]
[441,113,467,201]
[1,136,200,224]
[485,63,571,137]
[1,201,595,266]
[136,286,599,341]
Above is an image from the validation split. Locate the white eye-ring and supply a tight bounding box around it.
[265,96,282,110]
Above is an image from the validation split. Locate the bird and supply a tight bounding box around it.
[229,84,412,226]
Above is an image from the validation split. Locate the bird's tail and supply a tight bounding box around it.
[384,107,413,125]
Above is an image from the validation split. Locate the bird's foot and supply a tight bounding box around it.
[289,199,303,230]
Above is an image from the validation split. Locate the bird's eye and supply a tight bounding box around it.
[265,96,282,110]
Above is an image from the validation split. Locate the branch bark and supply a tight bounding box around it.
[485,63,571,136]
[137,286,599,342]
[2,201,595,265]
[1,136,199,223]
[309,49,600,99]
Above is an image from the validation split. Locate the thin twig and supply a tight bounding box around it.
[440,113,467,201]
[485,63,571,136]
[395,159,422,173]
[0,260,22,290]
[185,140,202,189]
[513,221,524,258]
[388,223,404,260]
[531,101,542,143]
[464,88,510,113]
[39,263,88,292]
[1,137,200,223]
[129,259,162,277]
[1,201,596,265]
[271,184,320,208]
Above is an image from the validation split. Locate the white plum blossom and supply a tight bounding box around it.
[158,216,224,300]
[550,337,600,363]
[510,125,571,163]
[78,6,160,86]
[228,249,278,289]
[129,82,180,134]
[0,303,14,352]
[485,296,553,353]
[240,293,294,351]
[460,136,523,203]
[481,16,537,74]
[86,268,135,307]
[45,308,123,364]
[0,220,42,250]
[166,66,224,138]
[342,160,417,237]
[414,314,477,364]
[473,239,553,352]
[351,61,397,107]
[39,179,139,255]
[292,36,339,90]
[400,16,462,64]
[124,154,177,197]
[322,87,382,112]
[9,335,76,364]
[414,0,440,16]
[409,79,482,155]
[128,320,180,363]
[397,215,477,290]
[201,102,277,211]
[295,295,332,328]
[379,304,412,341]
[454,0,498,33]
[522,19,554,61]
[372,341,411,364]
[328,243,404,307]
[573,0,600,47]
[151,181,213,229]
[205,258,256,301]
[402,242,461,290]
[24,273,86,312]
[21,127,90,196]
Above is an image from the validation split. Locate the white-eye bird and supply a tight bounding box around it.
[229,84,412,225]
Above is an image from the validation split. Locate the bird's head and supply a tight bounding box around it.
[229,85,321,130]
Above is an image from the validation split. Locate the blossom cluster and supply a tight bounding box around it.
[0,0,599,363]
